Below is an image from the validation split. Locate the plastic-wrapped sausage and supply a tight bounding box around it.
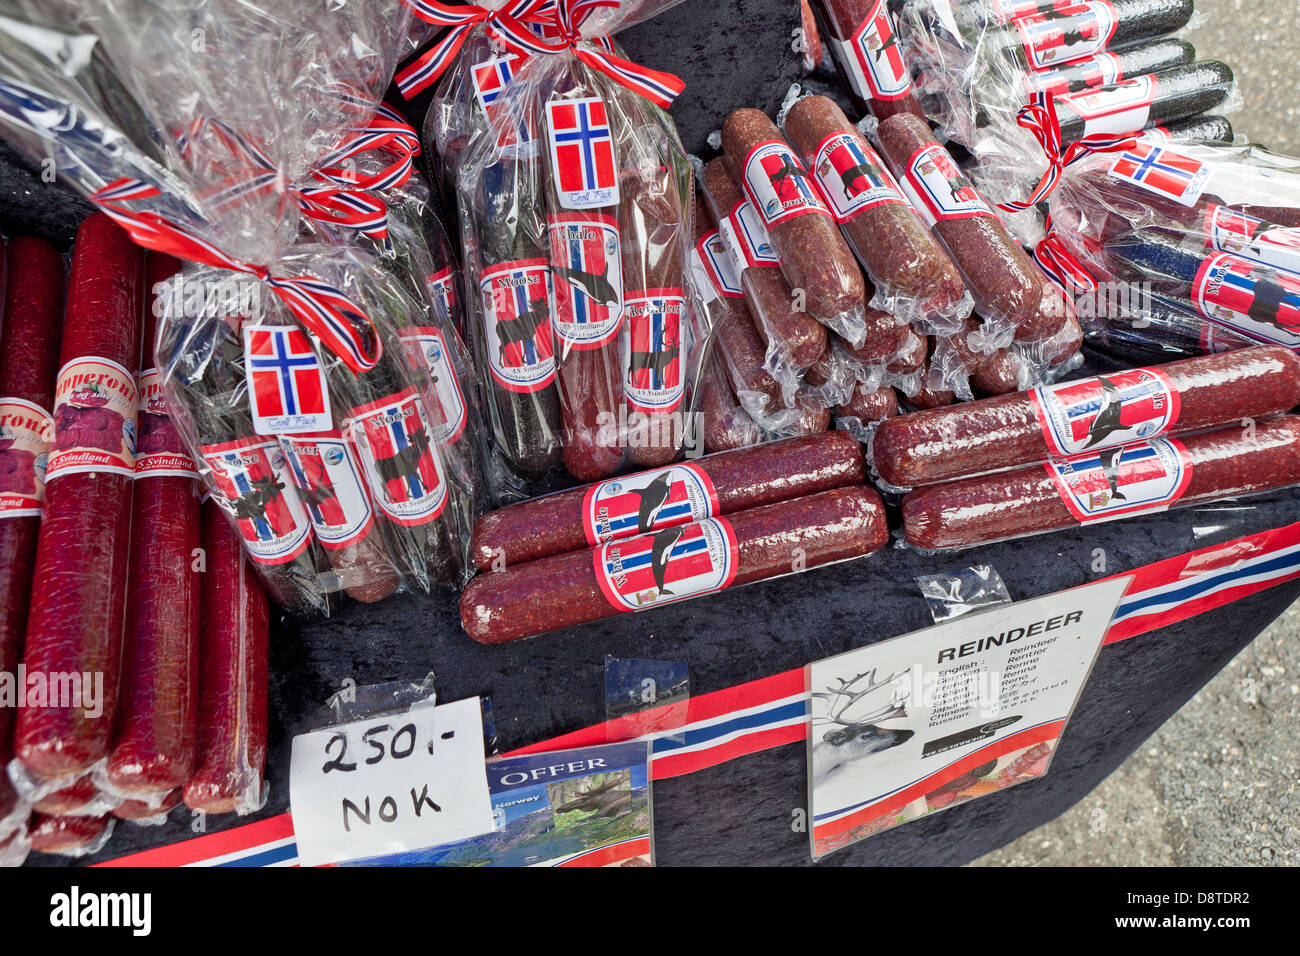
[773,388,833,436]
[114,789,181,823]
[700,350,764,453]
[32,774,104,816]
[875,347,1300,487]
[722,109,870,344]
[183,500,269,815]
[463,485,889,644]
[1053,62,1236,147]
[28,812,112,856]
[808,0,926,121]
[903,415,1300,550]
[1011,37,1194,101]
[835,382,899,421]
[784,95,969,323]
[17,214,142,781]
[471,431,866,569]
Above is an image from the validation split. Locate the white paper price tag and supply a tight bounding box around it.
[289,696,496,867]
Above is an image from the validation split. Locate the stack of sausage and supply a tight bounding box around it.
[869,348,1300,550]
[0,215,268,863]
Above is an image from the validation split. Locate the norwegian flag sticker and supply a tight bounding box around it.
[546,97,619,210]
[1192,253,1300,350]
[278,431,374,550]
[1030,367,1181,458]
[811,131,905,222]
[1045,437,1192,524]
[243,325,333,435]
[472,54,534,149]
[825,0,912,101]
[594,517,738,613]
[348,387,447,527]
[1107,143,1209,207]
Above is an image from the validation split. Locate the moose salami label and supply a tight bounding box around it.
[693,230,743,300]
[594,516,738,613]
[1107,143,1209,206]
[900,143,994,226]
[0,397,53,517]
[202,436,313,565]
[721,200,780,269]
[989,0,1084,23]
[582,462,721,547]
[134,368,199,479]
[826,0,913,101]
[1056,75,1156,139]
[1191,253,1300,350]
[426,267,459,326]
[47,356,138,481]
[1020,49,1122,98]
[480,258,556,392]
[548,212,624,348]
[623,290,685,414]
[811,131,906,222]
[242,325,333,436]
[348,387,447,527]
[1204,206,1300,278]
[1030,367,1180,457]
[396,326,469,445]
[742,140,832,228]
[1045,437,1192,523]
[1015,1,1117,71]
[278,432,374,550]
[546,97,619,209]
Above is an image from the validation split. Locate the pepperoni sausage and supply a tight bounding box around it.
[32,774,100,816]
[28,812,111,855]
[17,214,143,781]
[902,415,1300,550]
[462,485,889,644]
[114,789,181,822]
[876,347,1300,487]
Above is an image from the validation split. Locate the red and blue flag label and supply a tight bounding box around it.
[742,140,831,228]
[472,54,534,149]
[397,326,469,445]
[1108,143,1209,207]
[721,199,779,269]
[480,258,556,392]
[548,212,624,348]
[1015,0,1117,71]
[582,462,720,547]
[1192,253,1300,350]
[901,143,993,226]
[242,325,333,435]
[826,0,912,101]
[201,435,313,564]
[278,431,374,550]
[811,131,905,222]
[1045,437,1192,523]
[1030,367,1181,457]
[546,97,619,210]
[693,230,743,299]
[348,387,447,527]
[1204,206,1300,278]
[426,267,459,329]
[623,290,685,413]
[594,517,738,613]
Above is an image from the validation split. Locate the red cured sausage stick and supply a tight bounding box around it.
[0,236,64,819]
[875,346,1300,487]
[32,774,101,815]
[183,499,268,815]
[471,431,866,569]
[28,812,111,855]
[17,214,143,781]
[462,485,888,644]
[835,383,899,422]
[807,0,927,122]
[902,416,1300,551]
[114,788,181,822]
[699,350,763,453]
[105,253,201,797]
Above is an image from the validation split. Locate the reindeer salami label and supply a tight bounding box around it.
[426,267,459,326]
[812,131,905,222]
[1015,1,1117,71]
[582,462,720,547]
[1192,253,1300,350]
[202,436,313,565]
[480,258,556,393]
[721,200,780,269]
[278,432,374,550]
[693,230,743,300]
[900,143,994,226]
[741,140,832,228]
[1020,49,1121,98]
[548,212,624,348]
[826,0,912,101]
[623,290,685,414]
[1107,143,1209,206]
[1204,206,1300,278]
[396,326,468,445]
[1056,75,1156,139]
[134,368,199,478]
[348,387,447,527]
[242,325,333,436]
[0,397,53,517]
[594,517,738,613]
[47,357,137,480]
[1030,367,1180,457]
[1045,437,1192,523]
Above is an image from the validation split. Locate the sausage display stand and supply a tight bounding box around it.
[4,0,1299,868]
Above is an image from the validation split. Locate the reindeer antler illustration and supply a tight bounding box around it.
[811,668,910,728]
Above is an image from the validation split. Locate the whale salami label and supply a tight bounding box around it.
[1045,437,1192,523]
[1107,143,1209,206]
[397,326,469,445]
[202,436,313,565]
[826,0,912,101]
[278,432,374,550]
[134,368,199,479]
[1020,49,1122,98]
[1056,75,1156,139]
[594,516,738,613]
[1016,1,1117,71]
[426,267,459,326]
[480,258,556,392]
[693,230,743,300]
[1204,206,1300,278]
[900,143,994,226]
[623,290,685,414]
[47,356,138,480]
[243,325,333,436]
[1030,367,1180,457]
[811,132,905,222]
[582,462,721,547]
[548,212,624,348]
[742,140,832,228]
[0,397,53,517]
[722,200,780,269]
[1191,253,1300,350]
[348,388,447,527]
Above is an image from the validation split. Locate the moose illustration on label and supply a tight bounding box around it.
[203,437,313,565]
[904,144,993,223]
[813,132,903,221]
[623,292,685,413]
[829,0,912,100]
[349,388,447,527]
[481,258,557,392]
[1193,253,1300,348]
[743,141,830,227]
[279,433,374,549]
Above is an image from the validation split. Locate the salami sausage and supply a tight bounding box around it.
[876,113,1041,329]
[114,788,181,822]
[183,500,269,815]
[903,415,1300,550]
[17,213,143,780]
[807,0,926,121]
[700,350,763,453]
[105,253,201,798]
[775,388,833,436]
[32,774,100,815]
[722,109,869,340]
[28,812,111,855]
[835,383,899,421]
[970,349,1024,396]
[1011,37,1194,102]
[462,485,889,644]
[0,235,64,820]
[876,346,1300,487]
[471,431,866,569]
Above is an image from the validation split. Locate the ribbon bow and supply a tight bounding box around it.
[1033,213,1098,294]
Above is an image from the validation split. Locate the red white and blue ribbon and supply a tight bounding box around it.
[1033,212,1099,294]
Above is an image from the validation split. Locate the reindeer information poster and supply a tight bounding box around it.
[806,577,1129,858]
